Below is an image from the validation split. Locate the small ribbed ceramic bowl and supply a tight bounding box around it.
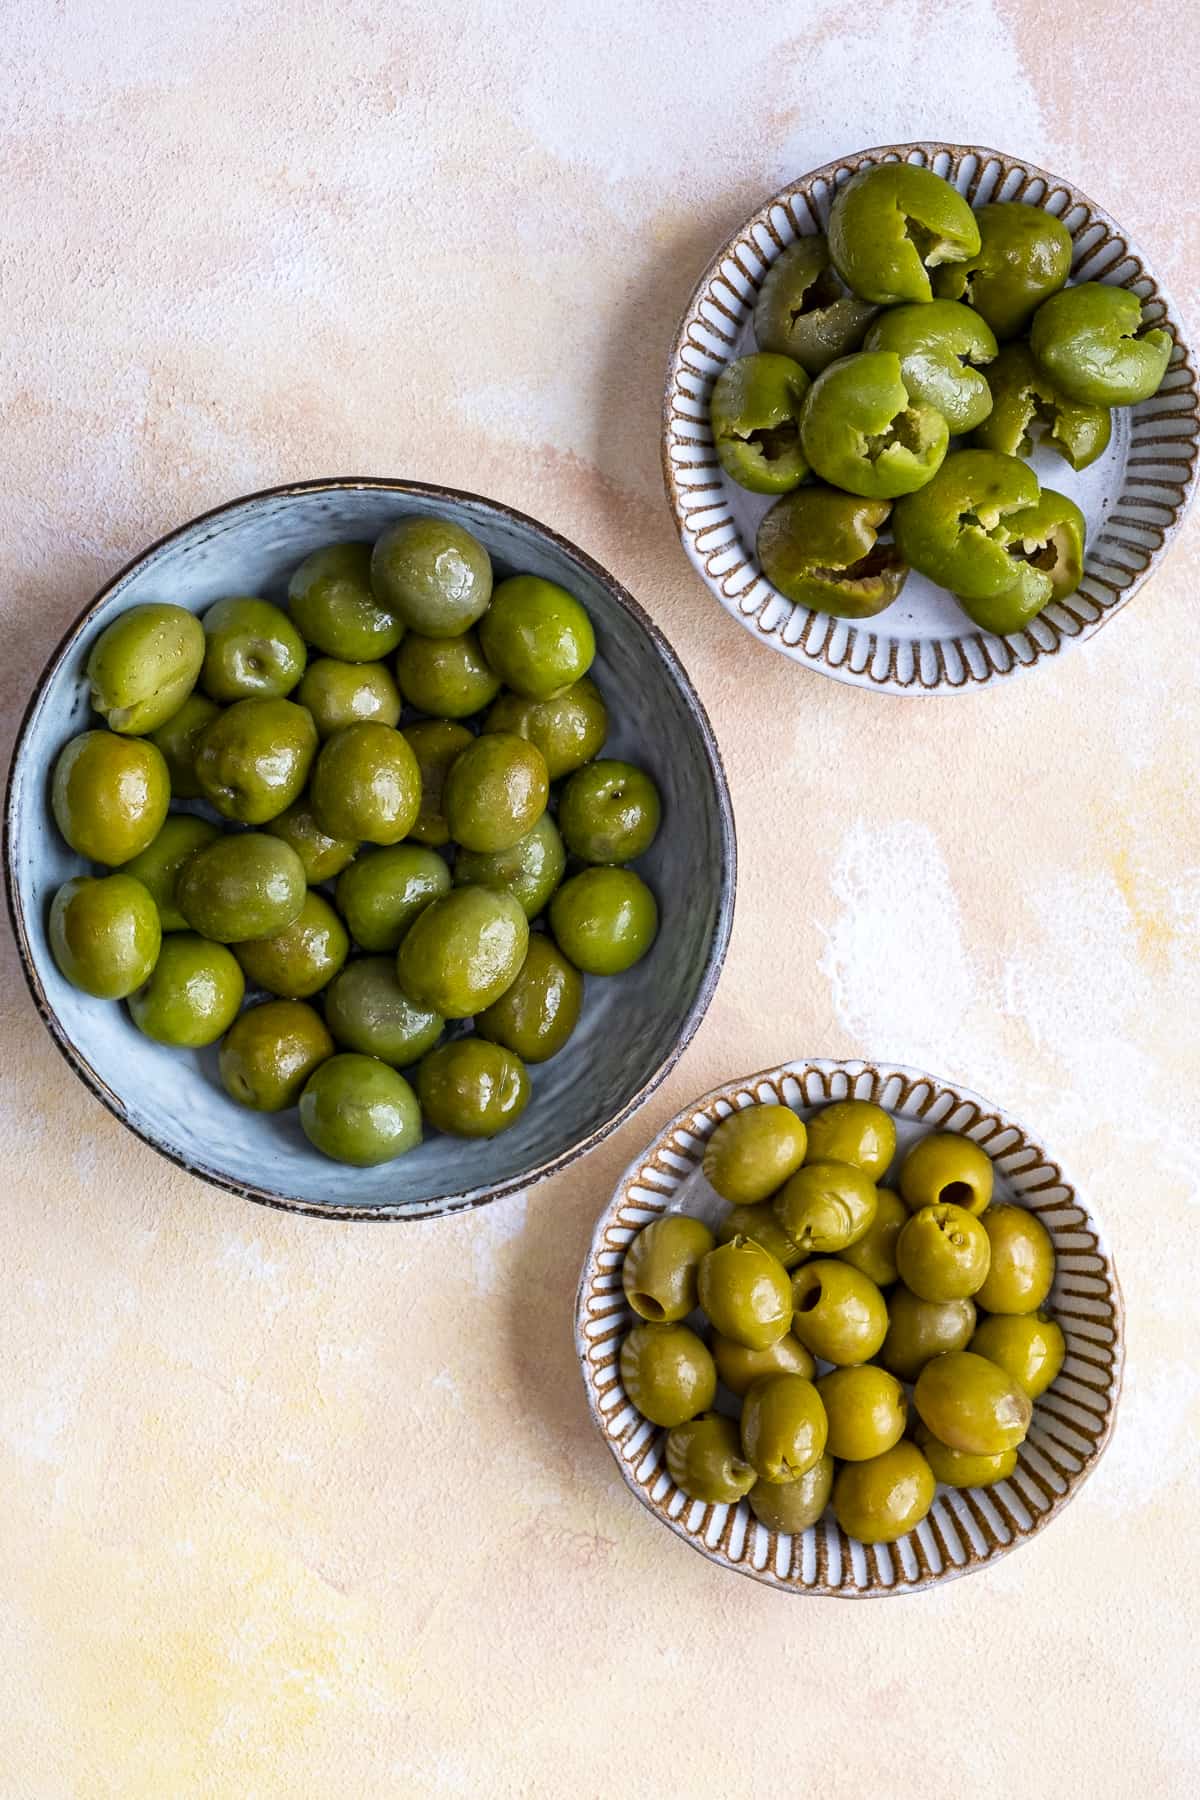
[4,479,736,1221]
[663,143,1199,693]
[576,1059,1123,1596]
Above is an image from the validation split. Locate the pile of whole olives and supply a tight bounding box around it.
[47,516,663,1166]
[710,162,1174,636]
[619,1099,1063,1544]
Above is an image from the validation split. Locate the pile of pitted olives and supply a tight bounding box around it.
[619,1098,1063,1544]
[47,516,663,1164]
[710,162,1174,635]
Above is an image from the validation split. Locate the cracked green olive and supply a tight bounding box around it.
[323,956,443,1067]
[87,603,205,735]
[309,721,421,845]
[394,629,501,718]
[912,1421,1018,1489]
[149,692,222,799]
[476,933,582,1064]
[417,1038,530,1138]
[175,833,307,942]
[395,886,528,1019]
[52,730,170,865]
[621,1214,717,1323]
[455,814,566,920]
[756,487,908,618]
[754,235,878,375]
[233,890,349,999]
[297,657,402,737]
[774,1161,877,1254]
[548,867,657,976]
[838,1187,907,1288]
[558,760,661,864]
[804,1099,896,1180]
[702,1105,808,1207]
[710,352,811,494]
[194,697,318,824]
[299,1053,422,1165]
[971,487,1085,620]
[971,1311,1065,1400]
[619,1322,716,1428]
[878,1288,977,1382]
[899,1131,994,1216]
[443,731,549,854]
[799,352,949,498]
[666,1413,757,1504]
[287,541,405,661]
[478,576,595,701]
[711,1329,814,1398]
[716,1204,805,1271]
[335,844,450,952]
[828,162,980,306]
[740,1372,828,1484]
[121,815,220,932]
[748,1454,833,1531]
[817,1365,907,1462]
[973,342,1111,471]
[128,933,244,1047]
[219,998,334,1111]
[697,1238,793,1351]
[933,201,1072,339]
[895,1203,991,1302]
[974,1204,1056,1314]
[371,516,493,637]
[790,1260,888,1365]
[1030,281,1172,406]
[200,597,305,702]
[265,800,359,884]
[865,299,997,432]
[891,449,1051,627]
[402,719,474,847]
[49,874,161,999]
[913,1349,1031,1456]
[832,1441,936,1543]
[484,675,608,780]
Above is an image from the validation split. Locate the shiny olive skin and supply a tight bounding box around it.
[619,1323,717,1429]
[666,1413,757,1504]
[899,1130,994,1216]
[402,720,474,847]
[394,629,501,718]
[371,516,493,637]
[975,1204,1056,1314]
[194,697,318,824]
[120,815,219,932]
[299,1053,422,1166]
[865,300,997,432]
[265,800,359,883]
[478,576,595,701]
[128,933,244,1047]
[476,934,583,1063]
[176,833,307,942]
[52,730,170,865]
[748,1455,834,1532]
[323,956,443,1066]
[892,450,1052,623]
[548,868,657,976]
[716,1204,805,1271]
[455,815,566,920]
[87,603,206,734]
[754,235,878,375]
[335,845,450,952]
[790,1260,889,1365]
[712,1330,815,1398]
[933,201,1072,339]
[484,676,608,780]
[971,1311,1065,1400]
[773,1161,878,1254]
[417,1038,530,1138]
[878,1288,977,1382]
[697,1238,793,1351]
[709,352,811,495]
[804,1099,896,1180]
[838,1187,908,1288]
[442,732,549,854]
[973,342,1111,472]
[233,890,349,999]
[395,886,528,1019]
[49,874,161,999]
[912,1421,1018,1489]
[895,1203,991,1302]
[200,597,305,702]
[799,352,949,499]
[756,488,908,619]
[622,1214,716,1322]
[309,721,421,845]
[149,692,221,798]
[1030,281,1173,406]
[832,1441,936,1544]
[287,542,406,661]
[828,163,980,306]
[817,1365,907,1462]
[740,1373,828,1484]
[219,998,334,1111]
[914,1350,1032,1455]
[297,657,402,737]
[702,1105,807,1207]
[958,487,1085,633]
[557,760,661,864]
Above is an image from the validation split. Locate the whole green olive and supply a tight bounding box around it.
[619,1322,716,1428]
[402,719,474,847]
[799,351,949,499]
[417,1038,530,1138]
[395,886,528,1019]
[149,692,222,798]
[371,516,493,637]
[970,1312,1065,1399]
[309,721,422,845]
[711,1330,815,1398]
[323,956,443,1067]
[548,868,657,976]
[621,1213,716,1323]
[697,1238,793,1351]
[394,629,501,717]
[804,1098,897,1182]
[557,760,661,864]
[895,1203,991,1302]
[287,541,406,661]
[828,162,980,306]
[52,730,170,865]
[175,833,307,942]
[194,697,318,825]
[773,1161,878,1254]
[709,352,811,495]
[455,815,566,920]
[665,1414,757,1505]
[483,676,608,779]
[933,201,1073,339]
[702,1105,808,1206]
[219,998,334,1111]
[899,1131,994,1216]
[715,1204,805,1271]
[817,1365,907,1462]
[912,1421,1018,1489]
[754,235,878,375]
[838,1187,907,1288]
[128,933,245,1047]
[740,1373,828,1484]
[748,1455,834,1532]
[865,299,997,432]
[87,603,205,735]
[790,1260,889,1365]
[832,1441,936,1543]
[335,845,450,952]
[265,800,359,883]
[297,657,402,737]
[49,874,161,999]
[233,891,349,999]
[476,934,583,1064]
[121,815,219,932]
[878,1288,977,1382]
[756,487,908,619]
[1030,281,1172,406]
[442,731,549,854]
[478,575,595,701]
[974,1204,1056,1314]
[200,596,306,702]
[299,1053,422,1166]
[913,1350,1032,1456]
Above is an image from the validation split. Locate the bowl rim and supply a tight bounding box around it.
[4,475,738,1222]
[575,1055,1125,1596]
[661,139,1200,695]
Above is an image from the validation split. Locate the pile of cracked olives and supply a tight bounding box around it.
[619,1099,1063,1544]
[47,518,663,1165]
[711,162,1173,635]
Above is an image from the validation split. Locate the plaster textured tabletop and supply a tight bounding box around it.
[1,4,1197,1796]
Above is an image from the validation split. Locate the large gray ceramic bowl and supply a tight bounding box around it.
[5,479,736,1220]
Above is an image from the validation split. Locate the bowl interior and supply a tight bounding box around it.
[664,144,1199,692]
[7,483,734,1218]
[577,1060,1123,1596]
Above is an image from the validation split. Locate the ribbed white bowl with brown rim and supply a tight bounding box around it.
[662,142,1199,693]
[576,1059,1123,1597]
